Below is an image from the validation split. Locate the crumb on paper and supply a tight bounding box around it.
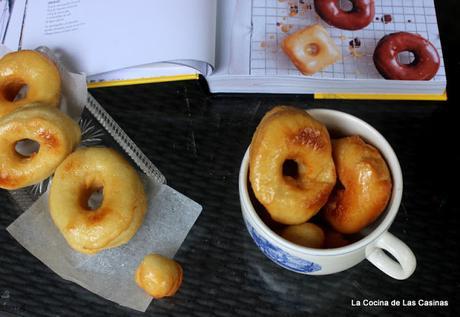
[348,38,364,58]
[279,23,293,33]
[299,1,312,16]
[348,47,365,58]
[289,2,298,16]
[382,14,393,24]
[349,38,361,48]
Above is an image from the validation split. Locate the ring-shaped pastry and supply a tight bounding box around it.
[0,50,61,118]
[49,147,147,254]
[0,104,81,189]
[314,0,375,30]
[250,106,336,225]
[373,32,440,80]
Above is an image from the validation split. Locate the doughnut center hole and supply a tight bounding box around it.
[85,187,104,211]
[305,43,320,56]
[339,0,354,12]
[14,139,40,158]
[3,81,28,102]
[397,51,416,65]
[283,159,299,179]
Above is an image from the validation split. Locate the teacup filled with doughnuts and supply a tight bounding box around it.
[239,106,416,279]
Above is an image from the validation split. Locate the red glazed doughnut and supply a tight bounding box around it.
[373,32,440,80]
[314,0,375,30]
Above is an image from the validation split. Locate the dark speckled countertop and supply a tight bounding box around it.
[1,1,459,316]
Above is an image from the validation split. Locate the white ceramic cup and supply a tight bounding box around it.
[239,109,416,280]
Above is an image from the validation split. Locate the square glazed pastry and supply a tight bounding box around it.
[282,24,341,75]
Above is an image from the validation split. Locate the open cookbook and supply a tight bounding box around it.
[1,0,446,99]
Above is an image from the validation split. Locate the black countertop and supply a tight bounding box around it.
[1,1,459,316]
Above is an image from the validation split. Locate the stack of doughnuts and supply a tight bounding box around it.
[0,50,147,255]
[281,0,440,80]
[0,50,78,189]
[0,49,181,298]
[249,106,392,249]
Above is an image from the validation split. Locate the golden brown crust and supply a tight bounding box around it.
[0,50,61,117]
[135,254,183,299]
[0,104,81,189]
[282,24,341,75]
[249,106,336,225]
[49,147,147,254]
[323,136,392,234]
[280,223,325,248]
[323,229,352,249]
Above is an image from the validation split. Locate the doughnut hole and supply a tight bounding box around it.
[339,0,354,12]
[2,80,28,102]
[283,159,299,179]
[80,182,105,211]
[304,43,320,56]
[14,139,40,159]
[282,158,308,188]
[397,51,416,65]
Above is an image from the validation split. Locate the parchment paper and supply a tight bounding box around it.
[7,180,202,312]
[1,45,203,312]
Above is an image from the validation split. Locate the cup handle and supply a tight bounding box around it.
[366,231,416,280]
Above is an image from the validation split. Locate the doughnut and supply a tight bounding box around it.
[314,0,375,30]
[280,223,325,248]
[324,229,351,249]
[0,50,61,118]
[49,147,147,254]
[323,136,392,234]
[373,32,440,80]
[135,254,183,299]
[250,106,336,225]
[282,24,341,75]
[0,104,81,190]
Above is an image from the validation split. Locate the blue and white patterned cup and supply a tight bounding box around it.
[239,109,416,279]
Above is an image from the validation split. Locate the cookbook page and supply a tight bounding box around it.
[18,0,216,76]
[249,0,445,81]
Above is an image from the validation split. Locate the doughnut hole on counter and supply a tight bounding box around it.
[135,254,183,299]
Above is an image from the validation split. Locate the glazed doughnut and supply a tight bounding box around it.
[280,223,325,248]
[282,24,341,75]
[0,50,61,118]
[49,147,147,254]
[323,136,392,234]
[250,106,336,225]
[314,0,375,30]
[135,254,183,299]
[0,104,81,190]
[324,229,351,249]
[373,32,440,80]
